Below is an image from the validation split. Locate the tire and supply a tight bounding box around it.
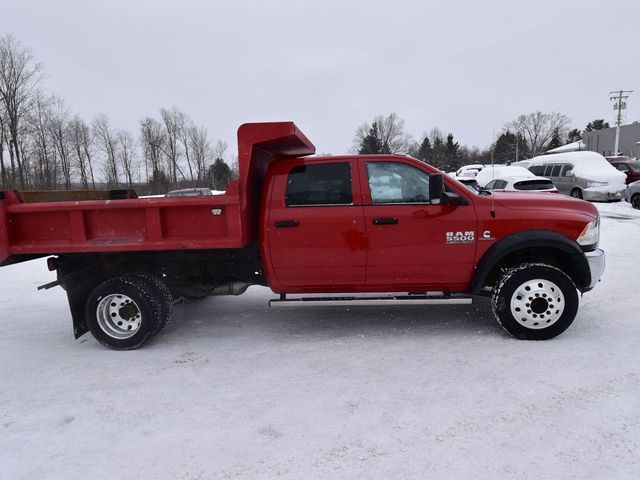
[632,194,640,210]
[570,188,583,199]
[85,275,170,350]
[131,274,174,335]
[491,263,579,340]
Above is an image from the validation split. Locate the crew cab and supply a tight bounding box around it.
[0,122,605,349]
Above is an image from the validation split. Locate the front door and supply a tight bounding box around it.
[360,159,477,290]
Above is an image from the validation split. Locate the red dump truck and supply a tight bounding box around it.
[0,122,605,349]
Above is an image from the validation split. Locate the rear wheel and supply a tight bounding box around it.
[632,193,640,210]
[492,263,579,340]
[85,275,170,350]
[570,188,583,199]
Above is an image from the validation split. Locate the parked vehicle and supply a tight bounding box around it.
[513,152,626,201]
[484,176,558,193]
[165,188,214,197]
[455,164,485,179]
[626,180,640,209]
[606,156,640,185]
[0,122,605,349]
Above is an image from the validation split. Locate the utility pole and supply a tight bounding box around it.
[609,89,633,155]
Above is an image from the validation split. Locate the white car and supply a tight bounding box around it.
[483,175,558,193]
[455,164,485,179]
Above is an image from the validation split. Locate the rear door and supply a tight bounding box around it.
[359,158,477,290]
[265,160,367,290]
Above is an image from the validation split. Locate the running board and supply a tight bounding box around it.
[269,294,472,307]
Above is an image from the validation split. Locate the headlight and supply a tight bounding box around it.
[577,216,600,248]
[587,180,607,187]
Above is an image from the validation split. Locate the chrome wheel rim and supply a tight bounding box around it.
[96,294,142,339]
[510,279,565,329]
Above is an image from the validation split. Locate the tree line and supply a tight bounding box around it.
[0,34,234,194]
[354,113,614,172]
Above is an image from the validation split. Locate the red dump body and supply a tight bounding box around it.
[0,122,315,266]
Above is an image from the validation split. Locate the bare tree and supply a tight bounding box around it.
[48,96,73,189]
[159,107,184,186]
[188,125,211,184]
[0,108,7,187]
[69,116,96,189]
[506,112,570,158]
[0,34,42,189]
[27,93,57,189]
[92,113,119,187]
[117,130,136,187]
[353,113,412,154]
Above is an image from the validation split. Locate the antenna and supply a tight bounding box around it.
[490,130,496,217]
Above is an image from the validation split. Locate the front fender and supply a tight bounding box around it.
[469,230,591,294]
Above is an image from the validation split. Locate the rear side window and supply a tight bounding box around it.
[514,180,555,191]
[285,163,353,206]
[529,165,545,175]
[550,165,562,177]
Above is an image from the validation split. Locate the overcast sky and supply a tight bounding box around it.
[5,0,639,156]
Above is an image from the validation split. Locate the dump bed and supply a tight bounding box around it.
[0,122,315,266]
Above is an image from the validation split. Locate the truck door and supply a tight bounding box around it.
[265,160,367,290]
[360,159,477,290]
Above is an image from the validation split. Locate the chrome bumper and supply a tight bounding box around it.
[585,248,605,291]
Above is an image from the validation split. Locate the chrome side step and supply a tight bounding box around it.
[269,294,472,307]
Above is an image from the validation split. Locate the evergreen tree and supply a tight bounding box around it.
[358,122,384,154]
[416,136,432,161]
[443,133,460,171]
[567,128,582,143]
[148,169,170,195]
[493,131,529,164]
[584,119,610,132]
[546,128,562,151]
[207,158,232,190]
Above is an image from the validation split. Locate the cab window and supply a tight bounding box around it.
[285,163,353,206]
[366,162,430,204]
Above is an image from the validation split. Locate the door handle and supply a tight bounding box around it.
[373,217,399,225]
[275,220,300,228]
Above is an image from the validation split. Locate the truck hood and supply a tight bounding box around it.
[490,192,598,219]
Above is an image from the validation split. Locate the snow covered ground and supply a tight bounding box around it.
[1,202,639,479]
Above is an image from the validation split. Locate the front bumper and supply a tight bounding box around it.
[582,188,625,202]
[584,248,605,291]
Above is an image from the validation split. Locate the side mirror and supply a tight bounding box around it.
[429,174,444,204]
[442,191,469,206]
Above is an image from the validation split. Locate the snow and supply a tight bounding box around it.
[475,165,534,187]
[546,140,587,154]
[1,202,640,479]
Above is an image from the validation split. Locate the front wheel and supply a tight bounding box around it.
[570,188,583,199]
[491,264,579,340]
[631,194,640,210]
[85,275,171,350]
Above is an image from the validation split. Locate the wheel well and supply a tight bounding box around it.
[482,246,585,291]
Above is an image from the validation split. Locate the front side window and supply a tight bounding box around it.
[285,163,353,206]
[615,163,629,173]
[366,162,430,204]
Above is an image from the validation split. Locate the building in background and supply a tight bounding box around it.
[583,123,640,158]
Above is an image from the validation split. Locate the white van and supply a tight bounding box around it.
[512,152,626,201]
